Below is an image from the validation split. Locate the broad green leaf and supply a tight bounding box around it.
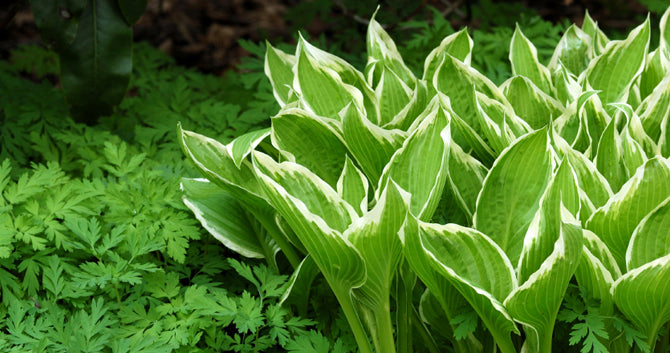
[446,141,488,223]
[551,134,613,220]
[638,74,670,142]
[296,35,378,123]
[178,124,262,200]
[587,157,670,271]
[179,125,302,267]
[337,156,369,216]
[609,103,648,176]
[474,128,554,265]
[377,105,450,221]
[375,65,414,126]
[341,104,406,184]
[626,196,670,270]
[347,181,408,319]
[502,75,564,129]
[295,41,363,120]
[280,255,320,315]
[384,79,430,131]
[504,220,582,353]
[419,289,482,351]
[265,42,297,106]
[510,24,552,95]
[584,18,650,105]
[443,93,496,167]
[548,24,592,76]
[612,253,670,350]
[404,221,519,352]
[433,53,507,107]
[366,14,415,88]
[227,128,271,168]
[271,108,348,187]
[551,63,582,105]
[581,10,610,56]
[252,151,371,352]
[30,0,86,50]
[180,178,273,260]
[252,152,357,234]
[640,49,670,101]
[423,28,473,82]
[476,91,532,141]
[574,230,619,316]
[594,118,626,192]
[59,0,133,121]
[517,162,580,283]
[579,90,611,154]
[661,7,670,59]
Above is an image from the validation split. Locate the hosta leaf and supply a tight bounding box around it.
[384,79,430,131]
[419,289,480,350]
[579,90,611,154]
[433,53,507,108]
[404,222,519,351]
[375,65,414,126]
[227,128,271,168]
[271,108,348,187]
[548,24,592,76]
[517,162,580,283]
[574,230,618,315]
[445,141,488,223]
[251,151,365,291]
[296,35,378,123]
[252,152,357,234]
[443,93,496,166]
[581,10,610,56]
[584,18,650,105]
[474,128,554,265]
[594,118,626,192]
[295,40,364,120]
[180,178,273,259]
[366,14,415,88]
[551,63,582,105]
[378,104,450,221]
[476,91,532,141]
[423,28,473,82]
[280,255,320,315]
[510,24,552,95]
[348,181,408,311]
[337,156,369,216]
[341,104,406,185]
[265,42,296,106]
[586,157,670,271]
[661,7,670,59]
[626,196,670,270]
[612,253,670,348]
[504,221,583,352]
[178,124,263,202]
[639,49,670,101]
[638,74,670,143]
[502,75,564,129]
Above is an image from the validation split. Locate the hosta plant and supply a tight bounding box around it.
[180,7,670,353]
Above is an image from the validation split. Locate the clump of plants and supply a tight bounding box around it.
[181,6,670,353]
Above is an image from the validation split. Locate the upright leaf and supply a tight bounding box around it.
[548,24,592,76]
[584,18,650,105]
[366,14,415,88]
[271,108,348,188]
[337,157,369,216]
[502,75,564,129]
[612,253,670,351]
[403,221,519,353]
[265,42,297,106]
[377,106,450,221]
[474,129,554,265]
[626,196,670,270]
[510,25,552,95]
[594,118,627,192]
[586,157,670,271]
[423,28,473,82]
[341,104,406,185]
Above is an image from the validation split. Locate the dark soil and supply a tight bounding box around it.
[0,0,651,75]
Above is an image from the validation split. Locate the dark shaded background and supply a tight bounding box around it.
[0,0,653,75]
